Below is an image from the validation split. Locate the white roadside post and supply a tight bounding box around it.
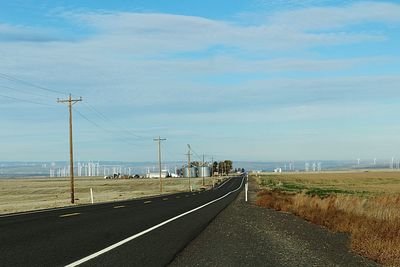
[90,188,94,204]
[245,174,248,202]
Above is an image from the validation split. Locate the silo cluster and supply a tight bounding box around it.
[182,165,212,178]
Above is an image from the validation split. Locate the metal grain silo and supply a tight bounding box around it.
[183,167,197,177]
[198,166,211,177]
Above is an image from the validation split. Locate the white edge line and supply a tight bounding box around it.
[65,176,244,267]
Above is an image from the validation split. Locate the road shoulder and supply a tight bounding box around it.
[169,183,380,267]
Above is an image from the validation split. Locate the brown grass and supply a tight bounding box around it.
[256,189,400,266]
[0,176,226,214]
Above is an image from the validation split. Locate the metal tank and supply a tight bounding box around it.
[198,166,211,177]
[183,167,197,177]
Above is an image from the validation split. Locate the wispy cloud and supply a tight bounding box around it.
[57,2,399,55]
[267,1,400,30]
[0,23,65,42]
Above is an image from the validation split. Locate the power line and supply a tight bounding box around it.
[0,93,57,107]
[161,143,186,162]
[0,84,51,98]
[0,72,67,95]
[74,108,150,148]
[83,102,147,140]
[189,146,203,162]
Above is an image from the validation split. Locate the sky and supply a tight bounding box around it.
[0,0,399,162]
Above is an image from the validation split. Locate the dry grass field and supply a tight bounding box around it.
[0,176,225,215]
[254,171,400,266]
[255,170,400,196]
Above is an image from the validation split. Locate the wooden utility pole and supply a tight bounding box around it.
[211,156,215,187]
[202,154,205,186]
[186,144,192,191]
[57,94,82,204]
[154,136,166,192]
[211,156,213,177]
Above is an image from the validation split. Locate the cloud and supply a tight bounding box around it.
[0,23,64,42]
[57,2,396,55]
[267,1,400,31]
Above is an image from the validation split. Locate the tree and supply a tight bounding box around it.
[212,161,218,174]
[217,161,223,175]
[216,160,233,175]
[223,160,233,174]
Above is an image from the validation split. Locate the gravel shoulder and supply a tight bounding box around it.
[169,178,380,267]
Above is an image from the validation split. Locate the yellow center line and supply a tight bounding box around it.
[144,200,152,204]
[113,205,125,209]
[59,212,81,218]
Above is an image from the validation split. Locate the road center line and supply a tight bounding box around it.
[216,178,231,189]
[65,176,244,267]
[144,200,152,204]
[59,212,81,218]
[113,205,125,209]
[162,198,168,201]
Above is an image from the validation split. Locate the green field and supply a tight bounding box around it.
[254,171,400,197]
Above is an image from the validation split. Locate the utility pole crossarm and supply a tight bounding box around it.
[57,98,82,104]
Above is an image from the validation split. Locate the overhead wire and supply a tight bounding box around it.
[161,142,186,165]
[0,72,167,155]
[189,146,204,162]
[0,84,51,98]
[0,72,67,96]
[74,108,150,148]
[0,72,150,146]
[160,143,187,173]
[83,102,148,140]
[0,93,57,107]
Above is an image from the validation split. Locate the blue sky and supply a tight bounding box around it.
[0,0,400,162]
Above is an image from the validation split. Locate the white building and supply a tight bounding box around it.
[145,170,169,178]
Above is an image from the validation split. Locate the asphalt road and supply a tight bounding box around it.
[0,176,244,267]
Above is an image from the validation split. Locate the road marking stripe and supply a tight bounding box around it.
[144,200,152,204]
[59,212,81,218]
[163,198,168,201]
[113,205,125,209]
[0,190,183,219]
[216,178,231,189]
[65,176,244,267]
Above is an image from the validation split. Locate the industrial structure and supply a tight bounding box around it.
[182,164,212,178]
